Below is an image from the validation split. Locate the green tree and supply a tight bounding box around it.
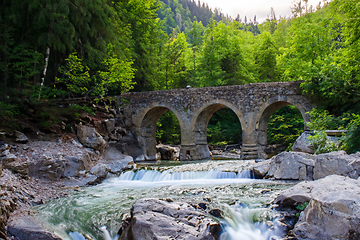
[55,52,91,97]
[97,44,136,95]
[159,32,189,89]
[267,105,304,148]
[114,0,163,91]
[198,21,256,87]
[255,32,278,81]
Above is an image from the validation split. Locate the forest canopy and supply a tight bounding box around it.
[0,0,359,152]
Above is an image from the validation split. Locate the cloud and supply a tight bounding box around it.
[203,0,322,23]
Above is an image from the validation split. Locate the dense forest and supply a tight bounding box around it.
[0,0,359,152]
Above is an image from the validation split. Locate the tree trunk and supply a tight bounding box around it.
[38,47,50,100]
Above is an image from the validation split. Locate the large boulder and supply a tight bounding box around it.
[14,131,28,143]
[313,150,360,180]
[29,153,93,181]
[251,159,271,179]
[292,132,314,154]
[76,124,107,151]
[255,152,315,180]
[156,144,176,160]
[119,198,221,240]
[7,215,62,240]
[275,175,360,240]
[249,151,360,180]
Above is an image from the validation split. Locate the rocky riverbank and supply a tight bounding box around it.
[0,135,135,239]
[1,128,360,240]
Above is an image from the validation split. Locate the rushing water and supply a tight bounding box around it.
[34,161,293,240]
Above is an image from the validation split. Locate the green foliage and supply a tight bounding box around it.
[0,102,19,120]
[56,47,136,98]
[70,104,94,115]
[307,109,360,154]
[31,85,68,100]
[296,201,309,211]
[255,32,278,82]
[307,109,347,130]
[156,111,181,145]
[309,131,340,154]
[8,46,43,87]
[97,44,136,95]
[56,52,91,97]
[295,201,309,217]
[339,114,360,153]
[267,106,304,148]
[207,108,242,145]
[197,21,256,87]
[157,32,189,90]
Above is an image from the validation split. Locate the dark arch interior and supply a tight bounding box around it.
[140,107,181,160]
[264,105,304,155]
[207,108,242,146]
[156,111,181,145]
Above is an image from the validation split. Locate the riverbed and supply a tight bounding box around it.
[33,160,294,240]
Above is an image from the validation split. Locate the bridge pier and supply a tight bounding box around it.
[180,143,211,161]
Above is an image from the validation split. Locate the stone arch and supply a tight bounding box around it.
[138,105,185,160]
[188,100,245,160]
[256,98,310,150]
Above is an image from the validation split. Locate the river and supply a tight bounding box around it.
[33,160,294,240]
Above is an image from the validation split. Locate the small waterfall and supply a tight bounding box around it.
[35,166,290,240]
[116,169,253,182]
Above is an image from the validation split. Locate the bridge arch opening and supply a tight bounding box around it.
[140,107,181,160]
[207,108,242,146]
[258,101,305,157]
[193,103,242,160]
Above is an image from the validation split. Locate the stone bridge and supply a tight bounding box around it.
[118,81,315,161]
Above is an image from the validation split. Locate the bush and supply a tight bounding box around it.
[307,109,360,154]
[309,131,340,154]
[341,114,360,153]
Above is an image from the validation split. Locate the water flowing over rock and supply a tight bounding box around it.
[119,198,221,240]
[249,151,360,180]
[292,132,314,154]
[274,175,360,240]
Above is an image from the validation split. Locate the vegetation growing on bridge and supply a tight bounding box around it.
[0,0,359,152]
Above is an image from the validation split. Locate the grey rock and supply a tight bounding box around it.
[29,156,65,181]
[7,215,62,240]
[1,153,18,168]
[105,119,116,134]
[107,156,133,174]
[292,132,314,154]
[76,124,107,151]
[250,159,271,178]
[267,152,314,180]
[255,151,360,181]
[156,144,176,160]
[63,156,85,177]
[108,139,143,162]
[313,151,360,180]
[0,142,10,153]
[119,198,221,240]
[88,163,108,184]
[14,131,28,143]
[275,175,360,240]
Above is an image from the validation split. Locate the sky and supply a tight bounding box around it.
[203,0,323,23]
